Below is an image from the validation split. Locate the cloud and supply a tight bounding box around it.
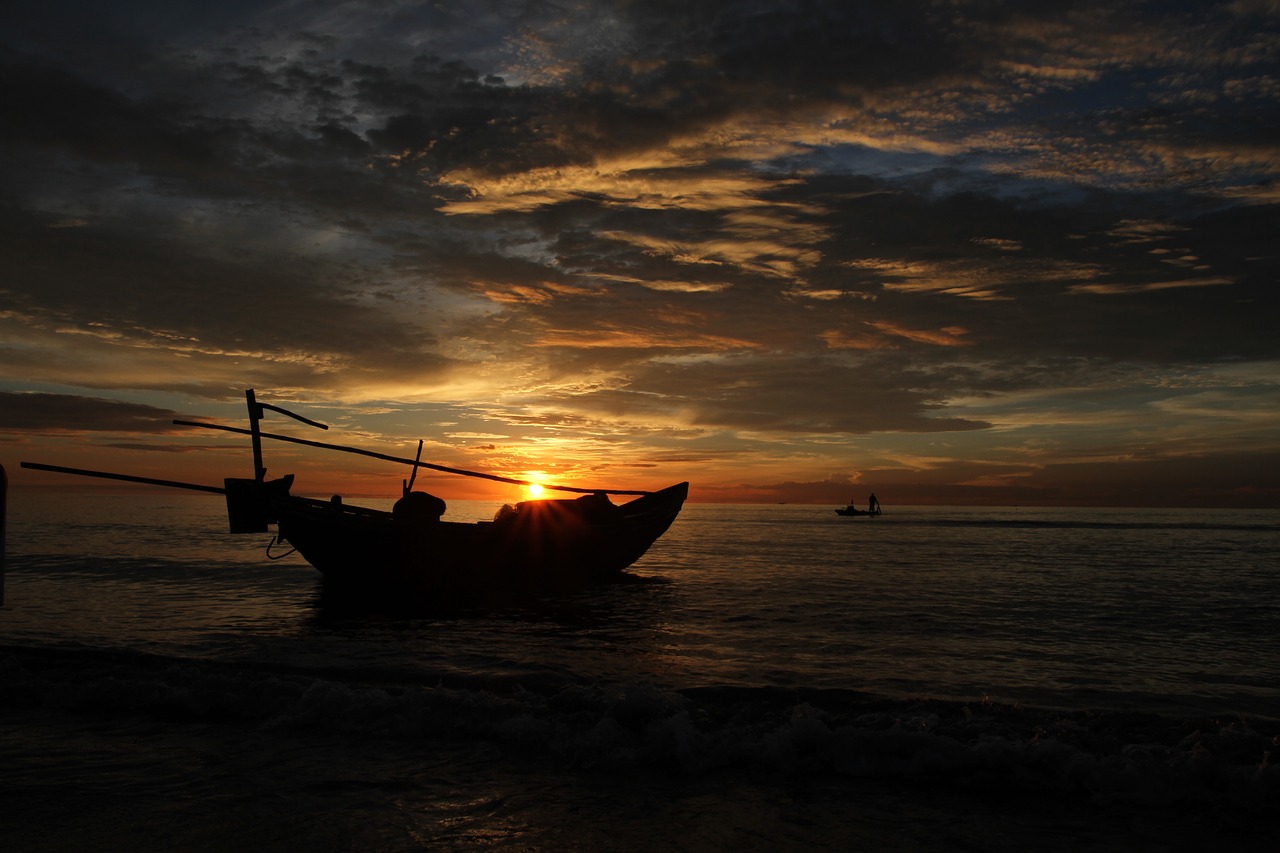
[1,1,1278,504]
[532,327,760,351]
[0,392,182,433]
[1069,277,1236,295]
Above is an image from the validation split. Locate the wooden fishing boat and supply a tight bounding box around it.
[835,505,881,517]
[23,390,688,602]
[273,482,688,599]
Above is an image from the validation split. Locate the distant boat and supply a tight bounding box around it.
[835,505,882,517]
[23,390,688,604]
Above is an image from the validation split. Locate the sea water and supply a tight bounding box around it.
[1,493,1277,851]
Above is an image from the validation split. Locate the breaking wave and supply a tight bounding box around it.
[3,644,1276,813]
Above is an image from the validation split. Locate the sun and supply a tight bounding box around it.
[522,472,548,500]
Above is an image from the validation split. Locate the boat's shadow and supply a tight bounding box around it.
[305,570,674,627]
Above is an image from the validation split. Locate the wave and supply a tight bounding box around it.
[3,644,1276,813]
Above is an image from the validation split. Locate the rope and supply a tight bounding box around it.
[265,534,297,560]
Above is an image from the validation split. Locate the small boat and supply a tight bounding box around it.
[23,390,688,604]
[835,505,881,517]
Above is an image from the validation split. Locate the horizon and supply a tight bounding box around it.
[2,2,1278,509]
[8,476,1278,512]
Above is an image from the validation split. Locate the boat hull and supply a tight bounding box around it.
[276,482,689,601]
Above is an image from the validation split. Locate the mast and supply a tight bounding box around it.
[247,389,265,482]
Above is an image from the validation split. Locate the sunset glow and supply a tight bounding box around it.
[1,2,1278,507]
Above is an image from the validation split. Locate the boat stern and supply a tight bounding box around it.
[224,475,294,533]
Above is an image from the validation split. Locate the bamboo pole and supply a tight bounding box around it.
[173,419,652,496]
[19,462,225,494]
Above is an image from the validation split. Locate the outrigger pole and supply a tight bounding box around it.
[20,391,651,498]
[19,462,225,494]
[172,419,650,496]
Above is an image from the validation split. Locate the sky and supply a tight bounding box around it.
[1,0,1278,507]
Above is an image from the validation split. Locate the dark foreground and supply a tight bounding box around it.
[1,646,1275,852]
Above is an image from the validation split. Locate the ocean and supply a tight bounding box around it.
[1,492,1277,851]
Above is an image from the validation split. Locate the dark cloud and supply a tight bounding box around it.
[0,61,216,175]
[0,392,180,432]
[0,207,452,391]
[0,0,1277,503]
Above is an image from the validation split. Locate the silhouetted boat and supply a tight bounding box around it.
[835,505,881,517]
[273,481,688,599]
[23,391,688,603]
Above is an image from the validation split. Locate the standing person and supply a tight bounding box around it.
[868,493,880,513]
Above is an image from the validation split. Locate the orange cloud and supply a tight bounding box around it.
[473,280,596,305]
[870,321,972,347]
[852,256,1105,301]
[594,273,734,293]
[1069,276,1235,295]
[820,329,884,350]
[534,326,759,350]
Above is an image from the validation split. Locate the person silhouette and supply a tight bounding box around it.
[868,493,879,513]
